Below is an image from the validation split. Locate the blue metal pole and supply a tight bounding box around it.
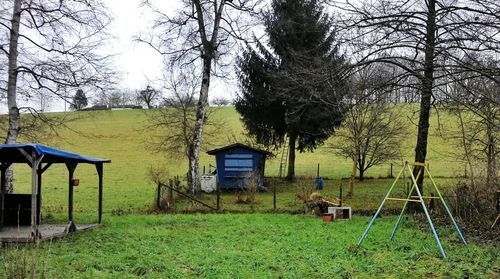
[358,165,406,247]
[426,166,467,246]
[389,167,422,241]
[410,168,447,259]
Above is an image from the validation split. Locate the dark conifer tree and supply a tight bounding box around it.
[235,0,347,180]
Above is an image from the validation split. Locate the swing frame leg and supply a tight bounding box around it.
[426,167,467,246]
[358,165,406,247]
[409,166,447,259]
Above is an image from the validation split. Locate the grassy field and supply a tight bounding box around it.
[7,106,468,220]
[2,214,498,278]
[2,107,497,278]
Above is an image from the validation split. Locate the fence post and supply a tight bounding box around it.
[216,183,221,211]
[390,163,394,178]
[157,183,161,209]
[168,179,174,206]
[273,181,277,211]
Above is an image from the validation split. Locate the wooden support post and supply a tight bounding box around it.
[66,162,77,233]
[96,163,103,224]
[391,163,394,178]
[37,163,42,225]
[30,151,42,239]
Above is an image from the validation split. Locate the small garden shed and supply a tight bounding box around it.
[207,143,271,189]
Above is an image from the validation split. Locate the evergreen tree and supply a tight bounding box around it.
[235,0,347,180]
[71,89,88,110]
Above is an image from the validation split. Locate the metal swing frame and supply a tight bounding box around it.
[357,161,467,259]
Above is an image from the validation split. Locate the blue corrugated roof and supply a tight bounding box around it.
[0,143,110,164]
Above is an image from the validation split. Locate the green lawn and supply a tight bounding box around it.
[6,106,467,219]
[2,214,497,278]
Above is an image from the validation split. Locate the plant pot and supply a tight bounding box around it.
[323,213,334,222]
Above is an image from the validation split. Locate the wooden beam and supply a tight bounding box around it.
[65,162,77,233]
[39,162,53,174]
[0,162,12,171]
[159,182,218,211]
[96,163,103,224]
[18,148,33,166]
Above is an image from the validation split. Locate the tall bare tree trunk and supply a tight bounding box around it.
[286,134,296,181]
[3,0,22,193]
[187,57,211,195]
[409,0,436,212]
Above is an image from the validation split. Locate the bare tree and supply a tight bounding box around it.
[211,96,231,107]
[333,66,406,184]
[139,0,261,193]
[145,68,223,189]
[137,85,160,109]
[445,58,499,186]
[333,0,500,200]
[0,0,114,192]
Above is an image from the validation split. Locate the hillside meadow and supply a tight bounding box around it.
[4,106,468,219]
[1,106,497,278]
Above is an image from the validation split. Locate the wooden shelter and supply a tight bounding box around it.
[0,144,110,242]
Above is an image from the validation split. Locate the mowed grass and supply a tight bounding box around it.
[7,106,466,219]
[1,214,497,278]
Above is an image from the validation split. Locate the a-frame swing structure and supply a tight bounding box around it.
[357,161,467,259]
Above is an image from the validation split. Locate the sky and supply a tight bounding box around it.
[100,0,236,105]
[1,0,236,113]
[105,0,166,89]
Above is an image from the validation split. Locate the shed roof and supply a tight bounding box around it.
[206,143,272,156]
[0,143,111,164]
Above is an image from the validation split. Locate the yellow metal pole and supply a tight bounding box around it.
[389,165,422,241]
[357,164,406,247]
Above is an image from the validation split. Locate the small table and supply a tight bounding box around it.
[327,206,352,220]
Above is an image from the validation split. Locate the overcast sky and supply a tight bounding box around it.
[1,0,236,113]
[106,0,166,89]
[104,0,235,102]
